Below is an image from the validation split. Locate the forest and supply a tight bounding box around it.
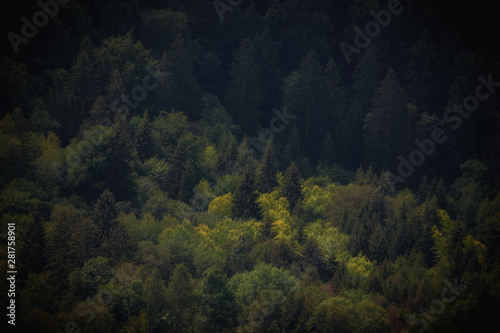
[0,0,499,332]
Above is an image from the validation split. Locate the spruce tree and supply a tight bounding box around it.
[279,162,303,213]
[256,143,278,193]
[363,69,409,171]
[232,166,259,220]
[92,189,119,241]
[282,50,328,159]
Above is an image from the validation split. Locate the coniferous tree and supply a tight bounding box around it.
[92,190,119,241]
[232,166,260,220]
[351,44,385,116]
[105,68,126,114]
[44,207,79,279]
[256,143,278,193]
[363,69,409,171]
[86,95,110,128]
[282,50,328,159]
[279,162,303,213]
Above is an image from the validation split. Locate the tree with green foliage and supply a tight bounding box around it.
[363,69,410,171]
[256,143,278,193]
[197,268,238,332]
[142,268,168,332]
[232,166,260,220]
[166,263,196,332]
[279,163,303,213]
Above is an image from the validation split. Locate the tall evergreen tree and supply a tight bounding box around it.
[279,162,303,213]
[256,143,278,193]
[363,69,409,171]
[282,50,329,159]
[86,95,110,128]
[44,207,79,279]
[92,189,119,241]
[232,166,260,220]
[351,44,385,117]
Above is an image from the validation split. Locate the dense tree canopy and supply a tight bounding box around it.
[1,0,499,332]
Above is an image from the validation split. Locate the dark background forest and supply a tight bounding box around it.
[1,0,500,332]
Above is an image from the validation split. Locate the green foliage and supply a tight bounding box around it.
[197,268,238,332]
[279,163,303,213]
[209,193,234,217]
[2,1,500,332]
[307,297,390,333]
[256,144,278,193]
[232,167,260,220]
[229,262,299,308]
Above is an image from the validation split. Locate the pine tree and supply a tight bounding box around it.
[256,143,278,193]
[282,50,329,159]
[363,69,409,171]
[44,207,79,279]
[99,221,136,263]
[351,44,384,117]
[86,95,111,128]
[92,190,119,241]
[232,167,260,220]
[279,162,303,213]
[105,69,126,119]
